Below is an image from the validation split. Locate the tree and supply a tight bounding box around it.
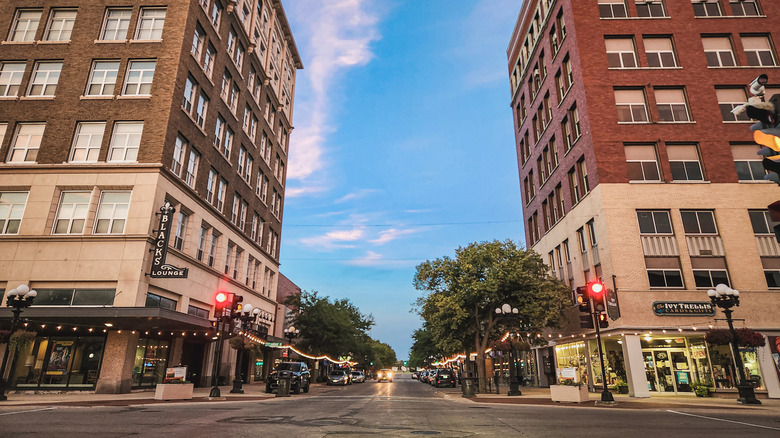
[414,240,570,393]
[408,327,441,369]
[285,291,374,359]
[369,339,397,369]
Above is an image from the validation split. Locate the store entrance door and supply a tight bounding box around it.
[643,348,693,394]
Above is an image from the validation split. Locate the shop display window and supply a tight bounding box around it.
[10,336,104,389]
[589,339,626,388]
[132,338,170,387]
[555,342,588,384]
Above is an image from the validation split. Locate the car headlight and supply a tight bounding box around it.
[387,373,393,378]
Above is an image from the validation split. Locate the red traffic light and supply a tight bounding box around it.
[588,281,604,297]
[215,292,228,303]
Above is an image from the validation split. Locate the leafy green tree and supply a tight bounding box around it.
[414,240,570,392]
[285,291,374,359]
[369,339,397,369]
[408,327,441,369]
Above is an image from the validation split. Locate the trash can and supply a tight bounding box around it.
[461,377,477,398]
[276,370,292,398]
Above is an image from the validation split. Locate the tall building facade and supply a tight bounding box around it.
[0,0,301,393]
[508,0,780,398]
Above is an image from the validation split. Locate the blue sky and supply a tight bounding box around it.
[282,0,524,359]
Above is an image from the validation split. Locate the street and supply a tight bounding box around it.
[1,374,779,437]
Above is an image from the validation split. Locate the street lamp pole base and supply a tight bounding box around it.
[600,389,615,402]
[209,386,221,398]
[230,378,244,394]
[507,388,522,396]
[736,385,762,405]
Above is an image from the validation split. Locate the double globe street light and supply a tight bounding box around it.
[283,326,300,345]
[707,284,761,405]
[495,304,522,396]
[230,303,261,394]
[0,285,37,401]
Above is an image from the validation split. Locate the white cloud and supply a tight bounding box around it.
[286,0,382,191]
[334,189,379,204]
[369,228,422,245]
[299,227,365,249]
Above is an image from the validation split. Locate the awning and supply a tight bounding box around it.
[0,307,214,331]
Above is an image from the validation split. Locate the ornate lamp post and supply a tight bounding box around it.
[230,303,259,394]
[495,304,521,396]
[1,285,37,401]
[707,284,761,405]
[283,326,300,345]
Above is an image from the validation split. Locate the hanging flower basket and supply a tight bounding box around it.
[705,329,733,345]
[491,340,511,352]
[8,330,37,352]
[735,328,766,348]
[229,336,256,351]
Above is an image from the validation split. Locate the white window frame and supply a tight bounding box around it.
[94,191,131,234]
[635,0,666,18]
[27,61,62,97]
[171,135,186,176]
[692,0,723,17]
[107,121,143,162]
[625,144,661,181]
[648,269,684,288]
[44,9,76,42]
[655,88,690,122]
[101,8,131,41]
[0,191,29,234]
[0,62,26,97]
[615,89,649,123]
[8,123,45,163]
[10,10,41,42]
[182,76,196,113]
[742,35,777,67]
[122,60,156,96]
[195,91,209,128]
[703,37,736,67]
[69,122,105,163]
[135,8,166,41]
[185,148,200,188]
[86,60,120,96]
[667,144,704,181]
[730,0,760,16]
[599,0,628,18]
[173,211,188,250]
[53,191,91,234]
[644,37,677,68]
[716,88,750,122]
[605,38,637,69]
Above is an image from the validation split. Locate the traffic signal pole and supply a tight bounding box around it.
[209,318,224,398]
[590,294,613,403]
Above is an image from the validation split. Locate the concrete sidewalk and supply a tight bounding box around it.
[435,386,780,410]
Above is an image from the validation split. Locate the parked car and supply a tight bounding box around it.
[411,371,419,380]
[351,371,366,383]
[433,369,457,388]
[266,361,311,394]
[377,369,393,382]
[419,370,429,383]
[327,369,351,386]
[428,369,439,385]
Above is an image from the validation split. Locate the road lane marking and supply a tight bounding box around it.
[666,410,780,431]
[0,407,56,416]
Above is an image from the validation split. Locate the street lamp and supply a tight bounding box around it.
[230,303,259,394]
[707,284,761,405]
[283,326,300,345]
[495,304,521,396]
[1,285,37,401]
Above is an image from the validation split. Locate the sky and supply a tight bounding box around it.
[281,0,525,360]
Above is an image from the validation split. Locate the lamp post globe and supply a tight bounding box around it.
[1,285,37,401]
[494,303,521,397]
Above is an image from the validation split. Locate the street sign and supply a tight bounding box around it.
[606,288,620,320]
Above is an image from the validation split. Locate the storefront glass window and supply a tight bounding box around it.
[555,342,588,384]
[132,338,170,387]
[707,344,765,390]
[10,335,104,389]
[589,339,626,388]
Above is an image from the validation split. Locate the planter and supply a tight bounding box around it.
[154,383,194,401]
[550,384,589,403]
[615,385,629,394]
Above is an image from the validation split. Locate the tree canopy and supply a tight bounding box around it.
[413,239,570,391]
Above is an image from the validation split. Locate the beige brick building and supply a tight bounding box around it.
[508,0,780,399]
[0,0,301,393]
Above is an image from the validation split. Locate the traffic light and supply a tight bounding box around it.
[588,280,606,311]
[230,294,243,318]
[579,314,594,329]
[597,312,609,329]
[214,291,229,318]
[575,286,590,313]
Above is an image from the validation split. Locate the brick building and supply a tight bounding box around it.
[508,0,780,398]
[0,0,301,393]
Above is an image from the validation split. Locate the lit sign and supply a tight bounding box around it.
[148,201,188,278]
[652,301,715,317]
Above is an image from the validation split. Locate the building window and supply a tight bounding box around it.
[182,75,196,113]
[222,127,234,158]
[717,88,750,122]
[648,270,683,288]
[681,210,717,234]
[605,38,637,69]
[668,144,704,181]
[210,1,223,29]
[637,210,673,234]
[655,88,690,122]
[9,10,41,42]
[251,213,259,241]
[732,144,766,180]
[644,37,677,68]
[208,232,218,267]
[185,148,200,188]
[216,178,227,212]
[693,270,730,288]
[188,305,209,319]
[231,194,241,225]
[70,122,105,163]
[693,0,723,17]
[599,0,628,18]
[765,271,780,288]
[101,8,131,41]
[43,9,76,42]
[702,37,736,67]
[173,211,188,250]
[27,61,62,97]
[625,144,661,181]
[206,169,217,204]
[742,35,776,67]
[171,135,185,176]
[261,175,269,203]
[108,122,142,162]
[195,91,209,128]
[135,8,166,40]
[730,0,760,16]
[615,89,649,123]
[0,192,28,234]
[53,191,90,234]
[8,123,45,163]
[191,24,205,59]
[94,191,131,234]
[0,62,25,97]
[145,292,176,310]
[203,43,216,78]
[748,209,775,235]
[86,60,120,96]
[636,0,666,17]
[225,243,234,275]
[196,226,208,262]
[123,60,156,96]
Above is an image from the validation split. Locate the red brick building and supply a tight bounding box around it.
[0,0,301,392]
[508,0,780,399]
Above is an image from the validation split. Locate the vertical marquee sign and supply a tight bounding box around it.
[149,201,188,278]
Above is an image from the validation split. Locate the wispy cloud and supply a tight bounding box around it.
[286,0,382,191]
[299,227,366,249]
[369,228,423,245]
[343,251,416,268]
[334,189,379,204]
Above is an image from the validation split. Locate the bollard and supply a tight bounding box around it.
[461,377,476,398]
[276,370,292,397]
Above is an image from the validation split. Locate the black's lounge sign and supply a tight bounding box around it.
[652,301,715,317]
[148,201,188,279]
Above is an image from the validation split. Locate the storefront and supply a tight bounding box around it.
[10,335,105,390]
[132,338,171,387]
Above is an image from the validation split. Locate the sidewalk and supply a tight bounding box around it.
[0,383,277,407]
[436,386,780,410]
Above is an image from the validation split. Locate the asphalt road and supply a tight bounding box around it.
[1,374,779,437]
